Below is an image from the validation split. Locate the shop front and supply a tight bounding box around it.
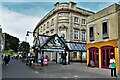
[86,40,119,70]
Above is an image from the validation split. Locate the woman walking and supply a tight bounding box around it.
[109,56,117,77]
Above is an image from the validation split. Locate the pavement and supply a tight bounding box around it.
[2,58,120,79]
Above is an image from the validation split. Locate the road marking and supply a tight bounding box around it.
[74,75,79,78]
[63,77,68,78]
[35,71,38,73]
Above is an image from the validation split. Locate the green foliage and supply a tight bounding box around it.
[3,50,17,56]
[18,41,30,58]
[4,33,19,52]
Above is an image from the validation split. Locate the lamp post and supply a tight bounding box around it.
[26,31,39,63]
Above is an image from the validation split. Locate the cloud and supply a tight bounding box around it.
[1,6,40,46]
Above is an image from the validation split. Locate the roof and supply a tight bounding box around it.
[35,34,86,52]
[66,42,86,52]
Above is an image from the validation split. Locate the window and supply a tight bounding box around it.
[51,29,54,33]
[43,24,45,30]
[73,52,77,58]
[102,20,109,39]
[74,29,79,40]
[89,25,94,41]
[51,19,54,26]
[82,31,86,41]
[74,17,79,24]
[82,19,86,25]
[61,30,66,39]
[47,22,49,28]
[41,26,42,32]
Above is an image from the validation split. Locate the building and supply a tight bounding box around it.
[86,3,120,70]
[33,2,94,62]
[0,25,5,53]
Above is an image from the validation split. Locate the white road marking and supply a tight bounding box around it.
[74,75,79,77]
[62,77,68,78]
[35,71,38,73]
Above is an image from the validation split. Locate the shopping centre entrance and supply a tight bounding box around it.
[34,34,86,65]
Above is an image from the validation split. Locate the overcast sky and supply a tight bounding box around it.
[0,0,119,46]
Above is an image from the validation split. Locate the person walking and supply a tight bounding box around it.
[41,55,44,67]
[109,56,117,77]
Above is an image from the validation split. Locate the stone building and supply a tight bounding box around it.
[86,3,120,70]
[33,2,94,62]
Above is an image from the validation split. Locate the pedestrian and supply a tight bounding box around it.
[109,56,117,77]
[3,55,9,65]
[41,55,44,67]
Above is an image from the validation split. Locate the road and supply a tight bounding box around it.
[2,58,120,80]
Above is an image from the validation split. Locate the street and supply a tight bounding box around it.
[2,58,120,79]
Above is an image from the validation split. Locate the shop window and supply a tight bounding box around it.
[73,52,77,58]
[89,25,94,41]
[102,19,109,39]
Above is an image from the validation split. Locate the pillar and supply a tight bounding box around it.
[56,52,57,63]
[87,50,89,66]
[65,49,67,65]
[99,48,101,68]
[80,52,82,63]
[68,51,70,64]
[115,47,119,71]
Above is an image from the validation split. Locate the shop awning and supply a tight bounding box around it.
[66,42,86,52]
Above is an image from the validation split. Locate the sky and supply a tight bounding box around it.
[0,0,120,46]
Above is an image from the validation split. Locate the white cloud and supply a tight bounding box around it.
[1,6,40,46]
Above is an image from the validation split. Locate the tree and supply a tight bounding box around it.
[4,33,19,52]
[18,41,30,58]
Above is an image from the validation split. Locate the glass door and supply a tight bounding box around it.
[89,48,99,67]
[101,46,114,68]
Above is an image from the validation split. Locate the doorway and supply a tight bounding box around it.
[89,47,99,67]
[101,46,114,68]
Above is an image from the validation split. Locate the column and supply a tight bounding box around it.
[65,49,67,65]
[87,50,89,66]
[50,52,53,61]
[56,52,57,63]
[115,47,119,71]
[68,52,70,64]
[99,49,101,68]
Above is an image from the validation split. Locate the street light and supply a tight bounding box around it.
[26,30,39,63]
[26,31,33,36]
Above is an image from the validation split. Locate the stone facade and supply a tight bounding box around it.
[86,4,120,70]
[33,2,94,61]
[33,2,94,42]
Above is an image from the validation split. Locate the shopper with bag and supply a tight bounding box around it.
[109,56,117,77]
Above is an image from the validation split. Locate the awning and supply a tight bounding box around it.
[66,42,86,52]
